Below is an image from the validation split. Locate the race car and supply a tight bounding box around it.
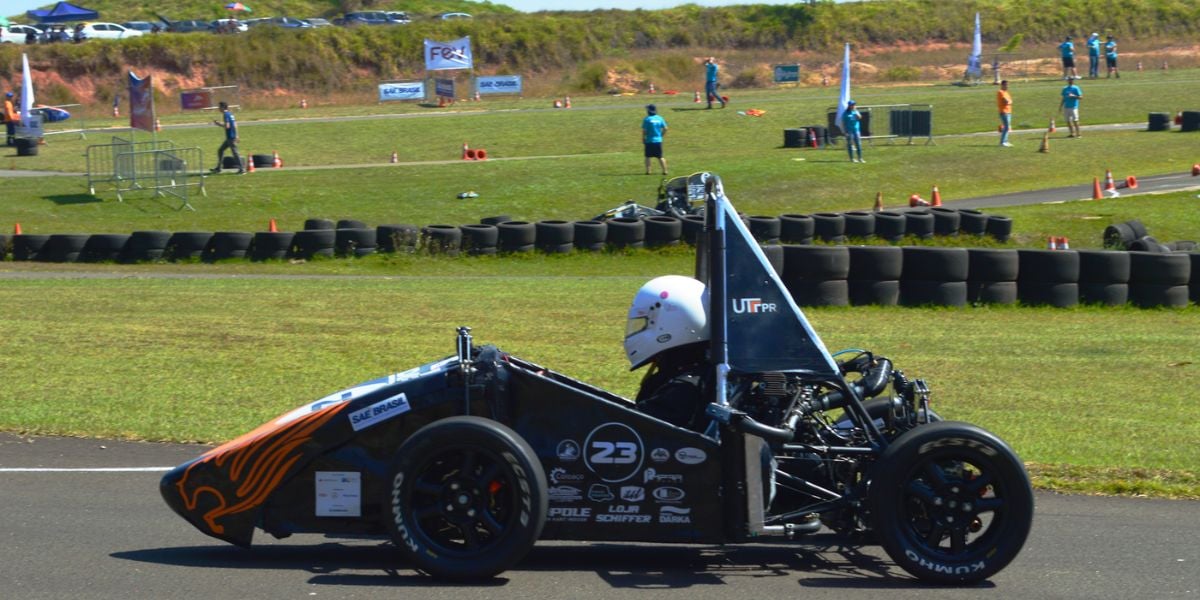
[162,173,1033,584]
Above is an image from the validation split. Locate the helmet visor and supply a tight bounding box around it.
[625,316,648,338]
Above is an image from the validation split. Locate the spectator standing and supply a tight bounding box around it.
[997,80,1013,147]
[1059,35,1078,79]
[842,100,864,163]
[1105,36,1120,78]
[1086,33,1101,78]
[703,57,726,109]
[3,92,18,146]
[1060,77,1082,138]
[641,104,668,175]
[210,101,244,174]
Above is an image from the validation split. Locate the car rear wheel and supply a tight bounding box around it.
[385,416,547,580]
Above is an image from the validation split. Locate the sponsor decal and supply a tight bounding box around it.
[549,467,585,485]
[642,468,684,485]
[659,505,692,524]
[315,471,361,517]
[476,75,522,95]
[584,422,645,483]
[653,486,686,503]
[620,486,645,502]
[347,393,410,432]
[556,440,581,462]
[587,484,614,503]
[674,447,707,465]
[650,448,670,463]
[548,506,591,522]
[732,297,777,314]
[548,485,582,503]
[390,472,419,552]
[378,81,425,102]
[905,550,987,575]
[595,513,652,524]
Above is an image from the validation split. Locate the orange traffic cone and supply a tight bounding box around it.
[112,105,119,118]
[693,90,701,103]
[154,117,162,132]
[1038,132,1050,153]
[272,150,282,168]
[390,151,399,164]
[809,128,819,148]
[1103,169,1116,192]
[14,222,22,235]
[1121,175,1138,190]
[300,98,308,109]
[553,99,562,108]
[1191,163,1199,176]
[873,192,883,212]
[564,96,572,109]
[247,155,255,173]
[908,194,929,207]
[1058,236,1070,250]
[1091,177,1102,200]
[648,82,655,94]
[476,149,488,160]
[1047,236,1059,250]
[462,142,470,159]
[931,185,943,207]
[268,218,278,233]
[438,96,446,108]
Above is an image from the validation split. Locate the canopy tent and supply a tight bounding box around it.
[25,2,99,24]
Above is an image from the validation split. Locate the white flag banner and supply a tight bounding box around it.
[834,43,851,133]
[424,37,473,71]
[20,53,34,127]
[967,12,983,77]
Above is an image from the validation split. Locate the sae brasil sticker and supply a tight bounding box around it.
[348,393,410,431]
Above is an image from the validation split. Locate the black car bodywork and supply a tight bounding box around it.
[163,174,1033,583]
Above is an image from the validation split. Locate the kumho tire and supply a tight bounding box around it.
[205,232,254,261]
[843,211,875,239]
[901,247,969,281]
[80,234,131,263]
[304,218,335,230]
[606,217,645,249]
[780,214,815,244]
[986,215,1013,242]
[904,211,935,240]
[11,234,49,261]
[849,279,900,306]
[166,232,214,261]
[967,249,1019,282]
[497,221,537,253]
[848,245,903,280]
[874,211,907,243]
[680,215,706,245]
[748,215,782,244]
[291,229,336,259]
[782,245,850,281]
[250,232,294,261]
[535,220,574,250]
[420,225,460,257]
[868,421,1034,585]
[572,220,607,251]
[930,207,960,237]
[335,228,378,257]
[377,224,419,253]
[644,216,682,248]
[121,231,173,263]
[460,224,499,255]
[958,209,988,236]
[384,416,547,581]
[39,234,91,263]
[813,212,846,243]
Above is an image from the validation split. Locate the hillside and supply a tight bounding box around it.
[9,0,516,22]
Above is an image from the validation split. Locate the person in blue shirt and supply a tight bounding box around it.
[1060,77,1082,138]
[842,100,864,163]
[211,101,244,174]
[704,57,726,109]
[641,104,668,175]
[1086,32,1101,78]
[1059,35,1078,80]
[1105,35,1120,79]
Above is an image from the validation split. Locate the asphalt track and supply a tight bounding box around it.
[1,432,1196,600]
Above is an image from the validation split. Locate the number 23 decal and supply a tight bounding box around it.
[590,441,638,464]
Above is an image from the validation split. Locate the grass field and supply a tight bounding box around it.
[2,70,1198,498]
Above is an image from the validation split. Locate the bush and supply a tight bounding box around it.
[882,66,921,82]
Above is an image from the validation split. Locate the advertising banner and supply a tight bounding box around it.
[773,64,800,84]
[476,75,523,95]
[128,71,155,133]
[180,90,212,110]
[434,78,455,99]
[378,81,425,102]
[424,36,473,71]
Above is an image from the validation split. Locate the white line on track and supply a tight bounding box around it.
[0,467,171,472]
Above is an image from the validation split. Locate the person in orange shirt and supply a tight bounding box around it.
[3,92,19,147]
[996,80,1013,147]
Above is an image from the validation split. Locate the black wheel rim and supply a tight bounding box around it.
[898,449,1008,560]
[406,446,517,557]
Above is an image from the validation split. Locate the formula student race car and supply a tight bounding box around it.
[162,173,1033,584]
[592,172,708,221]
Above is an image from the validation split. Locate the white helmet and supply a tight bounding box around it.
[624,275,710,369]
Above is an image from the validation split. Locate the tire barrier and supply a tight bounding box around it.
[0,234,7,260]
[1189,253,1200,305]
[461,224,500,256]
[1077,250,1130,305]
[377,224,419,253]
[780,214,815,244]
[165,232,213,261]
[304,218,335,231]
[873,211,907,243]
[782,245,849,306]
[1147,112,1171,132]
[535,220,575,253]
[337,228,379,257]
[205,232,254,261]
[760,244,784,276]
[250,232,294,261]
[812,212,846,243]
[930,207,961,237]
[80,234,131,263]
[573,220,607,251]
[606,217,645,249]
[1167,241,1197,252]
[986,215,1013,242]
[419,225,460,256]
[497,221,537,253]
[747,215,782,244]
[121,231,172,263]
[967,248,1019,304]
[1181,111,1200,133]
[291,229,336,259]
[904,210,935,239]
[900,247,969,307]
[643,216,683,248]
[1017,249,1079,307]
[782,128,806,148]
[11,234,49,261]
[842,211,875,239]
[848,245,902,306]
[958,209,988,236]
[221,156,242,170]
[38,234,90,263]
[480,215,512,226]
[336,219,368,230]
[680,215,706,245]
[1103,220,1148,249]
[1128,251,1191,308]
[251,154,274,168]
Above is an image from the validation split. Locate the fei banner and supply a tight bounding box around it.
[128,71,155,133]
[180,90,212,110]
[378,81,425,102]
[424,36,473,71]
[476,75,522,95]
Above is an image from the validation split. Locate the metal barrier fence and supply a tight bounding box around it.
[85,137,206,210]
[825,103,934,145]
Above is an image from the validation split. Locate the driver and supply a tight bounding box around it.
[624,275,711,430]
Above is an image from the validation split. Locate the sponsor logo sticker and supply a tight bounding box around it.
[548,506,591,522]
[653,486,686,503]
[584,422,645,483]
[650,448,671,463]
[659,505,692,524]
[643,468,684,484]
[620,486,645,502]
[556,439,581,462]
[548,485,582,503]
[549,467,585,485]
[588,484,614,503]
[674,447,707,465]
[347,393,410,432]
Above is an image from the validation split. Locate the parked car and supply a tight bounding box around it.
[437,12,472,20]
[385,11,411,24]
[338,11,394,26]
[164,19,212,33]
[1,24,42,44]
[303,17,331,27]
[123,21,165,33]
[210,18,249,33]
[77,22,144,40]
[255,16,312,29]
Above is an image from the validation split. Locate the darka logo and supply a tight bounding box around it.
[731,298,777,314]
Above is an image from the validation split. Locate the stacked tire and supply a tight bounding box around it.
[780,214,814,245]
[378,224,419,253]
[747,216,782,245]
[11,234,49,261]
[958,209,989,236]
[679,215,706,245]
[813,213,845,243]
[461,224,499,256]
[1017,249,1078,307]
[900,247,968,307]
[1077,250,1130,305]
[206,232,254,261]
[848,246,902,306]
[121,231,172,263]
[842,211,875,239]
[986,215,1013,242]
[644,216,682,248]
[573,221,607,252]
[782,246,849,306]
[251,231,294,261]
[1128,251,1190,308]
[497,221,536,253]
[337,228,379,257]
[967,249,1018,304]
[874,211,906,243]
[80,234,131,263]
[166,232,213,261]
[904,210,935,240]
[606,218,645,250]
[930,207,960,237]
[292,229,336,259]
[535,220,574,253]
[420,225,460,257]
[38,234,90,262]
